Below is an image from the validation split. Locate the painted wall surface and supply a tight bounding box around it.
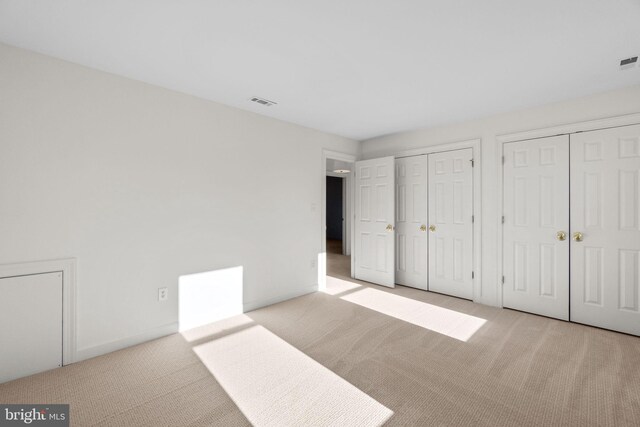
[361,85,640,307]
[0,43,358,360]
[326,176,343,240]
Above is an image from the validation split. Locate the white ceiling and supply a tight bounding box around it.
[1,0,639,140]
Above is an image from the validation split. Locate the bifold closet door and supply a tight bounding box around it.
[395,156,427,289]
[427,149,474,299]
[354,156,396,288]
[502,135,570,320]
[570,124,640,335]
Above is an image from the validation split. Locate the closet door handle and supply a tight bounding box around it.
[429,225,436,232]
[556,231,566,241]
[420,225,427,232]
[572,231,584,242]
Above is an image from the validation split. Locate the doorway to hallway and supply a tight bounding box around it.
[323,152,355,283]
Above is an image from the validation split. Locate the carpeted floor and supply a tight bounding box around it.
[1,246,639,426]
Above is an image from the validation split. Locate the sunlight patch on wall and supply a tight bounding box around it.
[179,266,243,333]
[341,287,486,341]
[193,324,393,426]
[322,275,361,295]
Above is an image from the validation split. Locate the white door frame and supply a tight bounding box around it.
[0,258,77,364]
[496,111,640,308]
[321,150,356,289]
[386,138,482,301]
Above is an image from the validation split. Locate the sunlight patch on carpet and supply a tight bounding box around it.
[321,275,361,295]
[341,287,486,341]
[193,325,393,426]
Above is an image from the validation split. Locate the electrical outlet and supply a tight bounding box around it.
[158,287,168,302]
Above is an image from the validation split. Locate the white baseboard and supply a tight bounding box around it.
[74,322,179,363]
[73,285,318,363]
[243,284,318,312]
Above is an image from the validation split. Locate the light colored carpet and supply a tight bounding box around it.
[1,248,639,426]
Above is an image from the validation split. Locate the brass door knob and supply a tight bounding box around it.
[556,231,567,241]
[428,225,436,232]
[573,231,584,242]
[386,224,394,231]
[420,225,427,232]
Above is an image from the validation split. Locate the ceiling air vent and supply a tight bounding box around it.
[620,56,638,70]
[250,97,277,106]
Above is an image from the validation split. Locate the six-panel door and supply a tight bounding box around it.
[570,124,640,335]
[502,135,570,320]
[427,149,474,299]
[395,155,428,289]
[354,156,396,288]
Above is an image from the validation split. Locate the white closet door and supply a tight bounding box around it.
[502,135,570,320]
[571,124,640,336]
[428,149,473,299]
[395,156,427,289]
[0,272,63,383]
[354,157,395,288]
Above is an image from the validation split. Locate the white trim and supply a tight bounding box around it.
[75,282,318,363]
[497,142,505,308]
[75,322,178,362]
[393,138,482,158]
[342,177,352,256]
[347,171,354,268]
[377,138,483,303]
[0,258,77,364]
[496,112,640,143]
[321,149,357,288]
[325,171,348,178]
[495,112,640,309]
[323,150,358,164]
[243,284,318,313]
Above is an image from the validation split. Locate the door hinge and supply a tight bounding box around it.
[472,271,475,279]
[502,276,505,285]
[502,156,505,165]
[501,215,505,224]
[470,159,475,167]
[472,215,475,223]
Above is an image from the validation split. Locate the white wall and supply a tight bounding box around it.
[362,85,640,307]
[0,43,358,360]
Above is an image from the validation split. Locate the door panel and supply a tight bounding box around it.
[502,135,569,320]
[571,124,640,335]
[355,157,395,287]
[428,149,473,299]
[395,156,427,289]
[0,272,63,383]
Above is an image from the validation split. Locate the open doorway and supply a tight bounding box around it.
[325,173,348,277]
[321,152,355,285]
